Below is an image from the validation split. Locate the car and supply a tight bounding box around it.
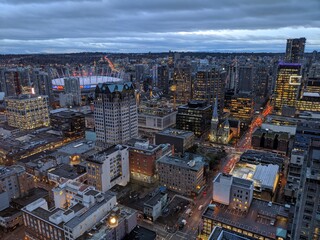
[198,205,203,211]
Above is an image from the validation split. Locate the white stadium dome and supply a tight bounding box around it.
[52,76,123,90]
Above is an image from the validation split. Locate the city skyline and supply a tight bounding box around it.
[1,0,320,54]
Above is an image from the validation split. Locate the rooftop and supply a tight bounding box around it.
[203,199,290,239]
[158,153,205,171]
[50,110,85,118]
[86,145,128,164]
[144,192,167,207]
[240,150,284,168]
[86,205,137,240]
[209,226,250,240]
[65,192,116,228]
[157,128,194,139]
[123,226,156,240]
[48,164,86,180]
[57,140,95,156]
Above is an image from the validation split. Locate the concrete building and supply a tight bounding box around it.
[173,66,192,104]
[285,37,306,63]
[273,63,302,115]
[143,191,167,221]
[0,165,34,200]
[231,163,280,201]
[47,164,87,185]
[85,204,137,240]
[138,102,177,142]
[5,94,50,130]
[176,100,212,137]
[208,226,250,240]
[252,128,290,155]
[240,150,285,170]
[202,199,291,239]
[157,153,206,196]
[213,173,254,212]
[86,145,130,192]
[155,128,195,154]
[64,77,81,106]
[193,67,226,112]
[229,93,254,121]
[94,82,138,148]
[22,189,117,240]
[50,110,85,137]
[128,139,172,183]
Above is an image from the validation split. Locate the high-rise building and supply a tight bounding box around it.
[173,66,192,104]
[86,145,130,192]
[32,69,53,104]
[229,93,254,121]
[5,94,50,130]
[0,68,31,97]
[64,77,81,106]
[285,37,306,63]
[94,82,138,147]
[237,66,253,94]
[273,63,302,114]
[156,65,169,93]
[194,67,226,111]
[176,100,212,137]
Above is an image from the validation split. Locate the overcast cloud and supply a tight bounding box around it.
[0,0,319,53]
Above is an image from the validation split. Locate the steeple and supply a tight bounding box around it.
[212,97,219,121]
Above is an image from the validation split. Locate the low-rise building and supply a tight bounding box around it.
[240,150,285,170]
[213,173,253,212]
[128,139,172,183]
[86,145,130,192]
[22,190,117,240]
[48,164,87,185]
[231,163,280,201]
[157,153,206,196]
[50,110,85,137]
[202,199,291,240]
[155,128,194,154]
[0,165,34,200]
[85,205,137,240]
[143,191,167,221]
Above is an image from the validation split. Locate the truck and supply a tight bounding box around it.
[185,208,192,216]
[179,219,187,230]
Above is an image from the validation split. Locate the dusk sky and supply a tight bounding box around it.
[0,0,319,54]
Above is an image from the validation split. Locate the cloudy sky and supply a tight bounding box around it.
[0,0,319,54]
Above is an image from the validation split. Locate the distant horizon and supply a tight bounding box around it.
[0,49,318,56]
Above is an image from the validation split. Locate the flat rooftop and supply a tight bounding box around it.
[240,150,284,167]
[123,226,156,240]
[144,192,166,207]
[203,199,289,239]
[57,140,95,155]
[158,153,205,171]
[86,205,137,240]
[65,192,116,229]
[48,164,86,180]
[86,145,128,164]
[209,226,250,240]
[157,128,194,139]
[231,162,279,191]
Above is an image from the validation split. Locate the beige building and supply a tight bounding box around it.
[157,153,206,196]
[5,94,50,130]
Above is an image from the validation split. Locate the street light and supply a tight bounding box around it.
[108,215,118,228]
